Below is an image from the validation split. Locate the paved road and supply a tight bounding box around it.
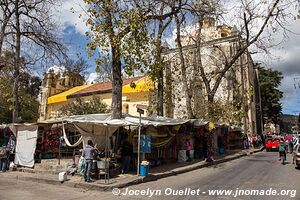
[0,151,299,200]
[117,151,300,200]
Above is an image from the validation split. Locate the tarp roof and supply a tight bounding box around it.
[0,123,38,136]
[38,114,242,130]
[59,113,189,127]
[0,123,37,127]
[190,119,209,127]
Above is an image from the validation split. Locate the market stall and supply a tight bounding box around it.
[37,114,244,178]
[0,124,38,168]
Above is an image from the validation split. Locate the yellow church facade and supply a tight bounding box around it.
[42,76,153,120]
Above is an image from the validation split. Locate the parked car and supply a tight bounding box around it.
[293,145,300,168]
[265,137,281,151]
[265,138,273,151]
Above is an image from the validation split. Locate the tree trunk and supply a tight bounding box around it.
[240,55,247,132]
[0,28,4,55]
[164,61,173,117]
[156,8,165,117]
[0,24,9,56]
[12,0,20,123]
[175,15,193,118]
[0,9,10,56]
[111,43,122,119]
[157,68,164,116]
[194,18,215,119]
[207,93,215,119]
[254,67,264,145]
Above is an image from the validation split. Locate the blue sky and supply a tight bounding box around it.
[56,0,300,115]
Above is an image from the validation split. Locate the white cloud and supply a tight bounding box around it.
[47,65,66,74]
[55,0,89,34]
[165,23,200,48]
[52,0,300,114]
[86,72,98,84]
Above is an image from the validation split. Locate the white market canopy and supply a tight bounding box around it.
[59,113,190,127]
[38,114,190,148]
[37,114,243,148]
[38,114,238,129]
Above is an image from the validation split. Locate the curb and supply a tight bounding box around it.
[114,148,264,188]
[7,148,264,191]
[16,168,58,175]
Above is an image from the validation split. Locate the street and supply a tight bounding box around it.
[0,151,299,200]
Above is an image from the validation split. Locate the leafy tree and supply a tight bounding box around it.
[258,66,283,124]
[166,0,295,123]
[82,0,182,118]
[0,0,66,122]
[82,0,150,119]
[19,73,42,97]
[146,1,181,117]
[59,96,110,116]
[18,89,40,122]
[0,52,41,123]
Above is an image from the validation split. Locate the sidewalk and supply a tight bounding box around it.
[0,147,263,191]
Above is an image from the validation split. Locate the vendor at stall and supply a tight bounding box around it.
[121,141,133,174]
[7,135,15,164]
[82,140,97,182]
[0,145,8,172]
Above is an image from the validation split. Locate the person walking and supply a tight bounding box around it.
[288,138,294,154]
[278,140,286,162]
[243,136,249,149]
[82,140,96,182]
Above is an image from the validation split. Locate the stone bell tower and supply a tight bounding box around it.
[38,66,85,121]
[39,71,54,121]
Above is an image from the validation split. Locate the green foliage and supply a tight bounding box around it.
[18,90,40,122]
[59,96,110,116]
[83,0,153,76]
[0,52,41,123]
[258,66,283,123]
[194,99,246,126]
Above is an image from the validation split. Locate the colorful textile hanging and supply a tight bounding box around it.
[128,131,134,144]
[208,122,215,132]
[147,132,169,137]
[46,129,60,153]
[152,137,174,147]
[173,125,181,132]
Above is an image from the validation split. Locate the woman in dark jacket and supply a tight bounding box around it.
[121,141,133,173]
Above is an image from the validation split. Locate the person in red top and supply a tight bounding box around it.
[185,138,192,162]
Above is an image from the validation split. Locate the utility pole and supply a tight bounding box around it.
[136,104,147,176]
